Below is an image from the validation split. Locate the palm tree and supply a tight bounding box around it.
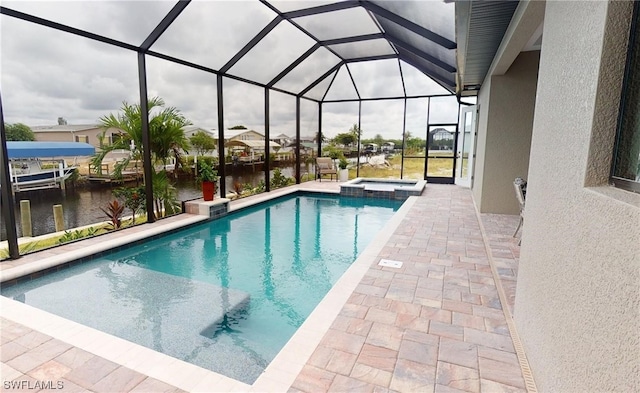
[151,170,180,219]
[93,97,190,219]
[92,97,191,178]
[149,105,190,170]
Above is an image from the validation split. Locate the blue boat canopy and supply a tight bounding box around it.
[6,141,95,158]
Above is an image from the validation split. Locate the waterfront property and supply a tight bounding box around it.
[1,1,639,392]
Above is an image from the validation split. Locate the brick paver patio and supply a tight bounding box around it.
[1,184,530,392]
[291,185,528,393]
[0,317,185,392]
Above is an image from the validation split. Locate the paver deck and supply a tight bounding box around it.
[290,185,529,393]
[0,183,530,392]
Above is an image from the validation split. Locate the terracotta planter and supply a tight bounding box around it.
[202,181,216,201]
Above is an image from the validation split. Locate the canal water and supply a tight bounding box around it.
[1,166,298,240]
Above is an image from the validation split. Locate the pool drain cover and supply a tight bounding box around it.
[378,259,403,268]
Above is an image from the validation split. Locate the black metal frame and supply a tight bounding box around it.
[424,114,461,184]
[0,92,19,259]
[217,75,226,198]
[295,97,301,183]
[0,0,464,260]
[611,0,640,194]
[264,88,271,192]
[137,54,155,224]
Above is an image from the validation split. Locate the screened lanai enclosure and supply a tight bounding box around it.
[0,0,517,259]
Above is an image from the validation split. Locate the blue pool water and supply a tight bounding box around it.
[2,193,403,383]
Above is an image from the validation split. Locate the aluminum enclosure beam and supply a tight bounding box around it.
[299,62,343,97]
[217,75,226,198]
[295,97,301,183]
[140,0,190,51]
[384,34,457,73]
[281,0,360,18]
[0,93,19,259]
[219,16,283,74]
[267,43,321,87]
[0,7,139,52]
[137,53,155,224]
[360,1,457,50]
[264,88,271,192]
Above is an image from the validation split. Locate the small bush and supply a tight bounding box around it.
[101,200,125,229]
[270,168,293,189]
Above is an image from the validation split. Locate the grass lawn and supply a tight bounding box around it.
[350,154,454,179]
[0,215,148,260]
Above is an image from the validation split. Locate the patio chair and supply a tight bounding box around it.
[513,177,527,244]
[315,157,337,181]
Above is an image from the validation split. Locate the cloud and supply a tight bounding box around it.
[321,102,360,138]
[348,59,405,99]
[2,0,177,45]
[151,1,278,71]
[292,7,380,41]
[0,1,461,139]
[360,100,405,139]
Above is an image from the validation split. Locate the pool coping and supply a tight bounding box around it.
[0,184,413,392]
[340,177,427,199]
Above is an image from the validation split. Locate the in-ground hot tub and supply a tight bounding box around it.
[340,177,426,200]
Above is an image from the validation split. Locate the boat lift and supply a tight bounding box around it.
[4,141,95,193]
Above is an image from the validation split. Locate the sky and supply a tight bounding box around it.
[0,0,464,141]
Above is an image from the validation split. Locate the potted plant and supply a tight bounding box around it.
[197,160,218,201]
[338,156,349,182]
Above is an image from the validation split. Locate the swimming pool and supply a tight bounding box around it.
[1,193,403,384]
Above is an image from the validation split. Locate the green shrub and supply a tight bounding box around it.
[270,168,294,189]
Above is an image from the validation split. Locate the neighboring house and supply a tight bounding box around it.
[182,125,216,140]
[299,135,315,144]
[224,129,264,142]
[430,128,453,141]
[270,133,290,147]
[428,128,454,150]
[31,122,123,149]
[223,129,281,158]
[286,135,316,148]
[182,126,218,156]
[32,124,99,145]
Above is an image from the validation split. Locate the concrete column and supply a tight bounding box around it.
[473,51,540,214]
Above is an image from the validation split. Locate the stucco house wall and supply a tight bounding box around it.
[472,77,491,208]
[225,130,264,141]
[32,125,121,149]
[513,1,640,391]
[473,51,539,214]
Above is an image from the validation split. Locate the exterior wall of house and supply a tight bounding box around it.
[472,78,491,208]
[228,130,264,141]
[33,131,72,143]
[514,1,640,392]
[473,51,539,214]
[73,128,105,146]
[34,127,110,148]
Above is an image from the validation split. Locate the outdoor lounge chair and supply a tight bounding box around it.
[513,177,526,244]
[315,157,337,181]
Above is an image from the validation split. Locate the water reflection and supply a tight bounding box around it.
[1,166,297,239]
[1,194,402,384]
